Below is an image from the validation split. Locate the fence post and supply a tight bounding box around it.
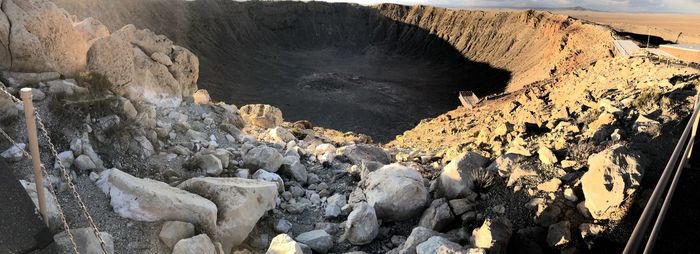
[20,88,48,225]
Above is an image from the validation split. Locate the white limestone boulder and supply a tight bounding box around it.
[178,177,278,254]
[361,163,428,221]
[96,168,217,233]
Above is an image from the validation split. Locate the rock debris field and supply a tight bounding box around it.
[0,0,699,254]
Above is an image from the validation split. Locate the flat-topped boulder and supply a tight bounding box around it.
[240,104,283,128]
[179,177,278,254]
[340,144,393,165]
[96,168,217,232]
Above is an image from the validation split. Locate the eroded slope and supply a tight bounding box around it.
[376,4,615,90]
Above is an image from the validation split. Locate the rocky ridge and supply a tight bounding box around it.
[0,0,698,254]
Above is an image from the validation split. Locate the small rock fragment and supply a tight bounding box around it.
[159,221,195,249]
[295,230,333,254]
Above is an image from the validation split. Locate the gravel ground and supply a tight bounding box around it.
[56,176,167,253]
[0,97,168,254]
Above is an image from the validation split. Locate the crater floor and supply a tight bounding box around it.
[201,47,480,142]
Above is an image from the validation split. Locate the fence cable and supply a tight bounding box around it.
[1,85,109,253]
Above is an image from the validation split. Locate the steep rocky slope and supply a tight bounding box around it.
[52,0,614,142]
[376,4,615,90]
[387,56,699,248]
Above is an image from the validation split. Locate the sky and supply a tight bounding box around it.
[316,0,700,14]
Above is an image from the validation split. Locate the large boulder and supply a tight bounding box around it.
[130,45,183,106]
[0,5,9,69]
[341,144,393,165]
[244,146,283,172]
[581,144,644,220]
[168,45,199,97]
[439,152,489,199]
[196,154,223,176]
[86,35,135,93]
[269,127,296,143]
[1,143,25,162]
[74,154,97,172]
[280,156,308,184]
[86,24,198,107]
[486,153,522,177]
[239,104,283,128]
[253,169,285,193]
[178,177,278,254]
[361,163,428,221]
[1,0,89,76]
[96,168,217,233]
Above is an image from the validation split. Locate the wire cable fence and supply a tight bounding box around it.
[0,85,109,254]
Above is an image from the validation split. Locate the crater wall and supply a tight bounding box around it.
[52,0,614,141]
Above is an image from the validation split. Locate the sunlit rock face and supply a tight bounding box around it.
[1,0,91,76]
[0,0,199,107]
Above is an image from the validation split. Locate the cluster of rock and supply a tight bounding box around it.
[0,0,198,114]
[387,56,698,250]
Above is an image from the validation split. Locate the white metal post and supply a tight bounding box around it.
[20,88,48,225]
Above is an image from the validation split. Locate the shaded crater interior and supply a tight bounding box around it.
[55,0,613,142]
[186,2,510,142]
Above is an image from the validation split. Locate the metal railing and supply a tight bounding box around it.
[623,95,700,254]
[0,87,109,254]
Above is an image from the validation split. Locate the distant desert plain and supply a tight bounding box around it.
[555,10,700,44]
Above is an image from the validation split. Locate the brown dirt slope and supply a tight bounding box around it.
[376,5,615,90]
[387,56,698,162]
